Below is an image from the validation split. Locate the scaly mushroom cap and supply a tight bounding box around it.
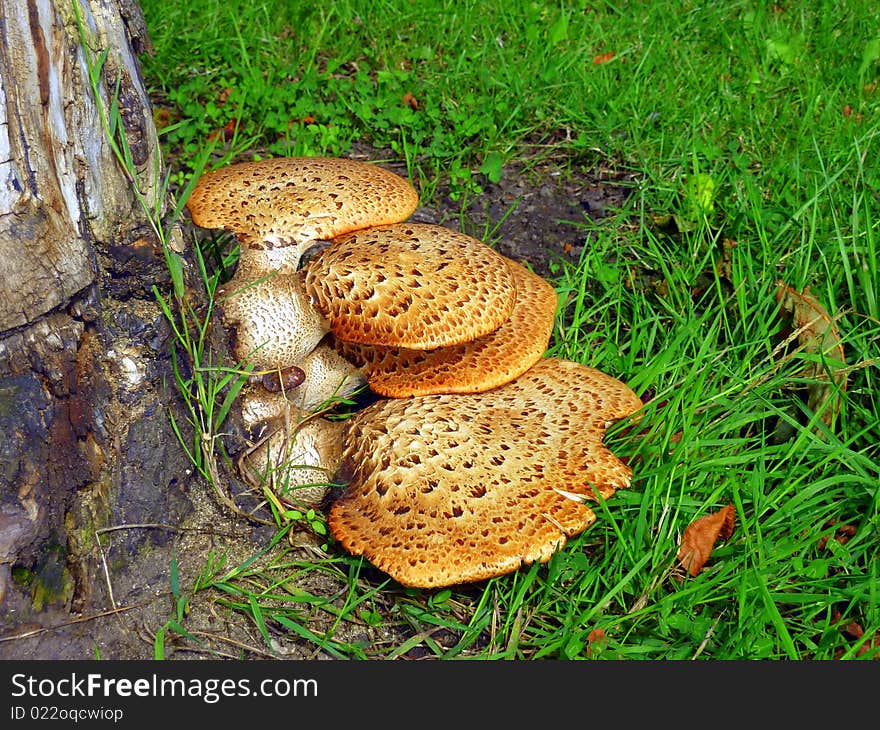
[239,341,367,431]
[186,157,419,258]
[329,358,643,588]
[304,223,517,349]
[217,258,328,371]
[334,258,558,397]
[239,410,345,510]
[295,339,367,409]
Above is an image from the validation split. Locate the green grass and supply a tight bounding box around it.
[137,0,880,659]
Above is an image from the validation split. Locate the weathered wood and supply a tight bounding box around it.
[0,0,161,331]
[0,0,193,629]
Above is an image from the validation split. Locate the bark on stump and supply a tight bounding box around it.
[0,0,196,652]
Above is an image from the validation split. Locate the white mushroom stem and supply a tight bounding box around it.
[237,342,366,510]
[232,242,312,275]
[218,250,329,372]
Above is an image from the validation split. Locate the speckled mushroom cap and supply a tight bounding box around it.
[239,410,345,510]
[186,157,419,259]
[328,358,643,588]
[304,223,517,349]
[217,258,328,371]
[334,258,558,397]
[239,342,367,430]
[295,339,367,409]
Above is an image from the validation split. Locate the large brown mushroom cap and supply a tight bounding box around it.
[186,157,419,253]
[304,223,517,349]
[334,258,558,397]
[329,358,643,588]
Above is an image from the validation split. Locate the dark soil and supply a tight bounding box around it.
[377,146,638,280]
[0,146,636,660]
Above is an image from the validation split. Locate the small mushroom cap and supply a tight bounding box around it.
[328,358,643,588]
[217,262,328,371]
[334,258,558,397]
[239,341,367,431]
[304,223,517,349]
[239,410,345,510]
[295,339,367,410]
[186,157,419,253]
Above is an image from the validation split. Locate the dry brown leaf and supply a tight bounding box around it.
[677,504,735,577]
[816,519,857,550]
[592,51,616,65]
[586,628,607,658]
[716,237,737,280]
[776,282,847,427]
[837,619,880,658]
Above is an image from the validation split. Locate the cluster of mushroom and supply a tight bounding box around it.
[186,157,642,589]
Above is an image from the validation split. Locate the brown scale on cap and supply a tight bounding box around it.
[303,223,517,350]
[328,358,643,588]
[333,258,558,397]
[261,365,306,393]
[186,157,419,256]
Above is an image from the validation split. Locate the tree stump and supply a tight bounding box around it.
[0,0,197,652]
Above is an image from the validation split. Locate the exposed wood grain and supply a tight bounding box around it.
[0,0,161,332]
